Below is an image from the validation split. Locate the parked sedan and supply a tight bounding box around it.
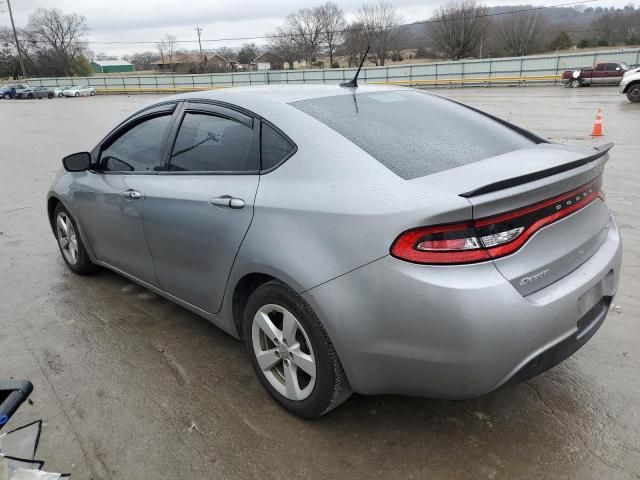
[16,87,54,99]
[47,85,621,418]
[0,85,19,99]
[62,85,96,97]
[53,86,72,97]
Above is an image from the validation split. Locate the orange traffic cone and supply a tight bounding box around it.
[590,109,604,137]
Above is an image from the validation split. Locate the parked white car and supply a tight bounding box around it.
[619,69,640,103]
[63,85,96,97]
[53,86,72,97]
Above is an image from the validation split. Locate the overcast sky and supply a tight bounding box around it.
[0,0,635,56]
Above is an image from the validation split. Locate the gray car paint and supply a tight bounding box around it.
[47,84,621,398]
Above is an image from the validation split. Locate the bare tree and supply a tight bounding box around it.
[318,2,346,67]
[357,2,403,66]
[496,11,544,56]
[25,8,89,76]
[286,7,324,65]
[157,33,177,71]
[429,0,490,60]
[342,21,369,67]
[268,28,301,69]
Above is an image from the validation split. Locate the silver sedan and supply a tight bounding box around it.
[47,85,621,418]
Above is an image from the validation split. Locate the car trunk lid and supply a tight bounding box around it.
[412,143,613,295]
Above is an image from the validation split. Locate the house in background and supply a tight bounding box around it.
[151,52,230,73]
[251,52,285,71]
[90,59,135,74]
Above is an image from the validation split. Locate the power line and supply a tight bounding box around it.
[28,0,604,46]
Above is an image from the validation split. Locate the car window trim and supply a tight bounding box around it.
[93,110,178,175]
[159,105,260,175]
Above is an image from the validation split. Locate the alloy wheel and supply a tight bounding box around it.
[56,212,79,265]
[252,304,317,401]
[629,87,640,102]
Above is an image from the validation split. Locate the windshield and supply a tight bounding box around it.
[290,91,533,180]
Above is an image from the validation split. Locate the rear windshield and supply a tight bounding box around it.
[290,91,533,180]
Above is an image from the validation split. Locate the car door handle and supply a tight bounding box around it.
[121,190,141,199]
[209,196,245,209]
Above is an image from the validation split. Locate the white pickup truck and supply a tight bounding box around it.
[619,68,640,102]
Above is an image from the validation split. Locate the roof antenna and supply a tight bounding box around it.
[340,45,370,88]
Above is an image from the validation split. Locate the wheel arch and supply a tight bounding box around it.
[231,272,277,337]
[623,80,640,93]
[47,196,62,232]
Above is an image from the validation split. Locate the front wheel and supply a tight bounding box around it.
[2,94,9,100]
[90,91,96,96]
[74,92,80,97]
[27,93,33,99]
[53,204,95,274]
[243,281,352,418]
[627,85,640,103]
[48,92,54,99]
[58,93,63,97]
[570,79,582,88]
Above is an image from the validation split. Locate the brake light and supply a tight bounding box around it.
[391,176,603,265]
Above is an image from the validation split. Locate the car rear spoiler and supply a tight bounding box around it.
[459,143,614,198]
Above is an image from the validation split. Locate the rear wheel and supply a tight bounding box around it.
[570,79,582,88]
[2,94,9,100]
[90,91,96,96]
[243,280,352,418]
[53,204,95,274]
[48,92,54,99]
[74,92,80,97]
[58,93,63,97]
[627,84,640,103]
[27,93,33,99]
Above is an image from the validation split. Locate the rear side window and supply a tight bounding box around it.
[606,63,620,71]
[169,113,256,172]
[261,122,295,170]
[290,91,532,180]
[99,114,172,172]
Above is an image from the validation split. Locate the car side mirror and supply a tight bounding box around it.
[616,67,621,71]
[62,152,91,172]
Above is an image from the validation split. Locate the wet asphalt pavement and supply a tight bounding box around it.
[0,86,638,479]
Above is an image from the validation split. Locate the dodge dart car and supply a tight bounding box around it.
[47,85,621,418]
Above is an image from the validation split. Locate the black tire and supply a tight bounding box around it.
[243,280,352,418]
[48,92,54,99]
[90,91,96,96]
[53,203,95,275]
[27,93,33,99]
[58,93,63,97]
[626,84,640,103]
[570,79,582,88]
[75,92,79,97]
[2,94,9,100]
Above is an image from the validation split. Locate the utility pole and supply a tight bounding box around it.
[6,0,27,78]
[195,26,204,65]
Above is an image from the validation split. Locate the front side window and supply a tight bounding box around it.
[99,114,172,172]
[169,112,256,172]
[606,63,620,71]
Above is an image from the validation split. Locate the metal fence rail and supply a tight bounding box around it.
[27,48,640,93]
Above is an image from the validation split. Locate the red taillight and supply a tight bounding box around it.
[391,176,604,265]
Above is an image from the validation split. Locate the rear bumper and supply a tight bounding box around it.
[303,217,621,398]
